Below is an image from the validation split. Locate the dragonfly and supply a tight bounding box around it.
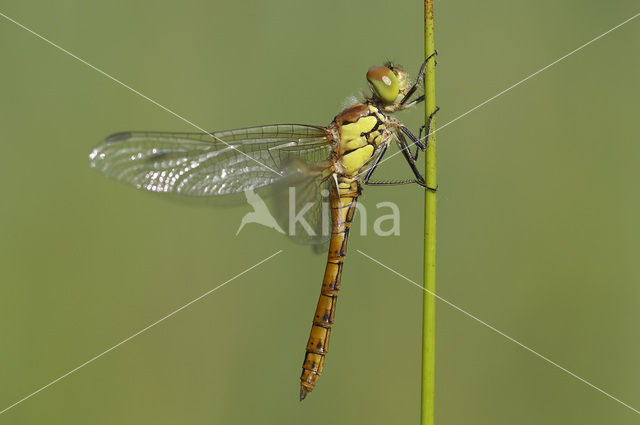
[89,55,438,401]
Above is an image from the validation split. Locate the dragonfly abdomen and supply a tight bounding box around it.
[300,177,359,400]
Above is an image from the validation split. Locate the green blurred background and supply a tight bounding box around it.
[1,1,639,423]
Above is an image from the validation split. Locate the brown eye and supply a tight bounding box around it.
[366,66,399,104]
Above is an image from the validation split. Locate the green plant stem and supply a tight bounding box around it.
[421,1,437,424]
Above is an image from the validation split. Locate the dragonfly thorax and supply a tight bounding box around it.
[329,103,392,176]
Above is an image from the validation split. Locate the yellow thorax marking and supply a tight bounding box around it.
[342,136,367,152]
[342,144,374,174]
[340,115,378,152]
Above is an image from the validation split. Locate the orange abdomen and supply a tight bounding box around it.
[299,177,359,400]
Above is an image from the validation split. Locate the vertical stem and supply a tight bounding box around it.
[421,1,437,425]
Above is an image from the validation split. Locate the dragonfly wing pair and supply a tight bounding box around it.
[89,124,335,244]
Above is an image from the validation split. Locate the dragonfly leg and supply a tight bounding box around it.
[400,105,440,165]
[401,94,424,109]
[395,131,437,191]
[417,105,440,153]
[399,100,437,155]
[363,145,426,186]
[399,51,438,107]
[400,125,424,152]
[363,144,388,184]
[364,179,437,188]
[363,135,437,192]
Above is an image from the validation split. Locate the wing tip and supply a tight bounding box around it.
[104,131,132,142]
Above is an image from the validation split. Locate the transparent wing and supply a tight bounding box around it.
[263,168,335,246]
[89,124,332,196]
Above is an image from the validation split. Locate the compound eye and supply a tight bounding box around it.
[366,66,399,104]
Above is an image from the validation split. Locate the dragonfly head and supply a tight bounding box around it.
[366,62,411,105]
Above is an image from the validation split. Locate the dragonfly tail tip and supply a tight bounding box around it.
[299,386,310,401]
